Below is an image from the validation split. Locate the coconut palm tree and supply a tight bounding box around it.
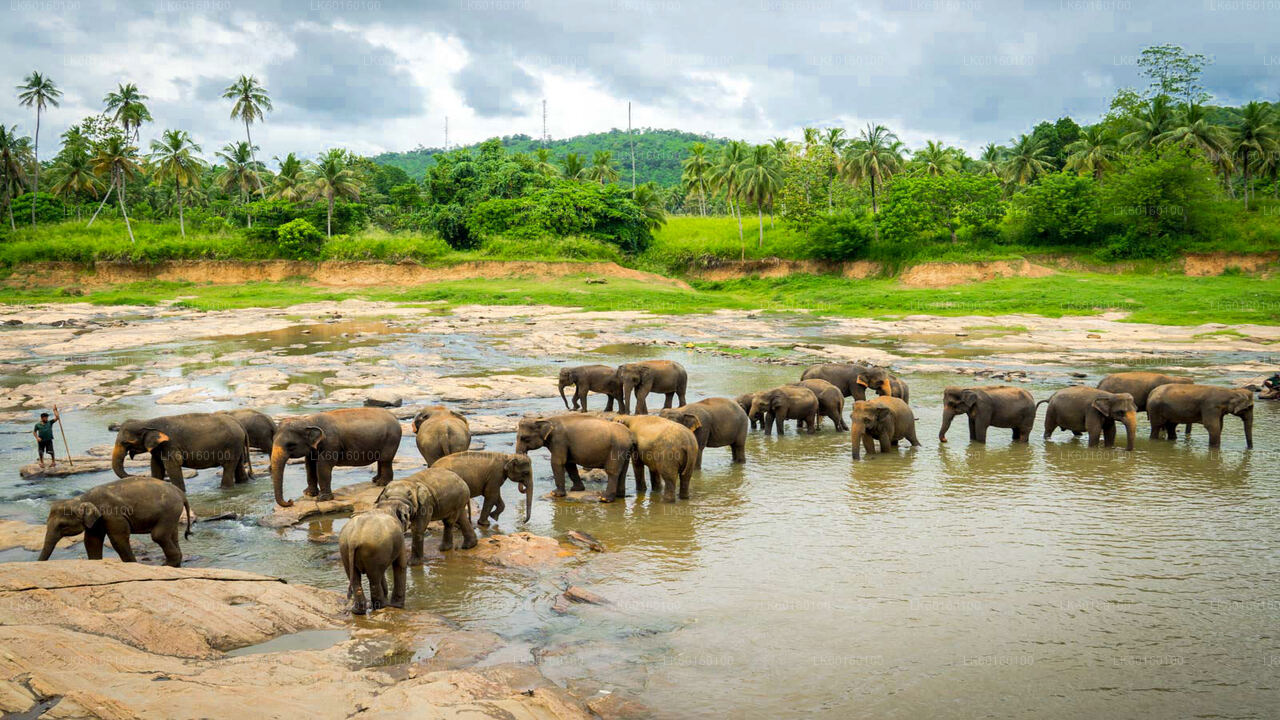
[222,75,272,197]
[103,83,151,141]
[769,136,792,156]
[738,144,784,255]
[562,152,586,180]
[1120,94,1174,151]
[532,148,560,177]
[1232,101,1280,210]
[17,71,62,226]
[841,123,902,214]
[49,143,102,220]
[711,140,749,243]
[1000,133,1052,186]
[148,129,205,236]
[584,150,619,185]
[0,125,32,230]
[913,140,959,176]
[269,152,306,201]
[1157,104,1229,157]
[89,135,141,241]
[631,182,667,230]
[307,148,361,237]
[802,127,820,155]
[821,128,847,210]
[976,143,1004,176]
[1064,126,1119,184]
[215,141,263,226]
[681,142,713,216]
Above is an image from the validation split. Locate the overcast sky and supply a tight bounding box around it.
[4,0,1278,163]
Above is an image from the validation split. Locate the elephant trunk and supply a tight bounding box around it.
[1122,411,1137,451]
[1242,408,1254,449]
[850,422,865,459]
[37,527,59,561]
[939,407,955,443]
[524,478,534,523]
[270,446,292,507]
[620,380,634,415]
[111,442,128,478]
[880,379,893,397]
[558,379,571,410]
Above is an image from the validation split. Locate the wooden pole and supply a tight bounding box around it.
[53,404,72,467]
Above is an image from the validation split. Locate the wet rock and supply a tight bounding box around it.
[565,530,605,552]
[562,586,609,605]
[259,482,385,528]
[0,520,79,552]
[19,458,197,479]
[200,512,239,522]
[363,392,403,408]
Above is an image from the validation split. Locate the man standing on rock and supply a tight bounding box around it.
[34,412,58,468]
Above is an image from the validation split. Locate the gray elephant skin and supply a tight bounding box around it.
[219,408,277,454]
[39,476,192,567]
[412,405,471,466]
[849,397,920,459]
[558,364,623,412]
[1042,386,1139,451]
[939,386,1036,443]
[789,379,847,430]
[614,414,700,501]
[112,412,250,491]
[515,414,633,501]
[1147,384,1253,448]
[658,397,749,467]
[616,360,688,414]
[271,407,402,507]
[750,385,819,436]
[432,450,534,525]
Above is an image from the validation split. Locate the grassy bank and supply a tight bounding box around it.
[2,271,1277,326]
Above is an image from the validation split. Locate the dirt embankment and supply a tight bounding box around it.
[10,259,692,290]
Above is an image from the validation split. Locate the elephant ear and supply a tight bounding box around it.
[1228,391,1254,414]
[959,389,981,411]
[1090,397,1112,417]
[391,500,414,528]
[304,426,325,449]
[855,374,870,388]
[679,412,702,432]
[142,429,170,452]
[535,419,556,442]
[872,405,894,422]
[78,501,102,528]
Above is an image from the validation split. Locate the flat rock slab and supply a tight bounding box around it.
[259,482,384,528]
[18,457,197,479]
[0,520,78,552]
[446,532,572,570]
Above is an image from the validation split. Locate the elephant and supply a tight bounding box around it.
[558,364,623,412]
[612,415,700,502]
[788,379,847,430]
[616,360,688,414]
[749,385,819,436]
[38,476,191,567]
[735,393,762,430]
[800,363,868,398]
[1098,372,1193,410]
[432,451,534,525]
[218,409,276,454]
[1147,384,1253,448]
[939,385,1037,444]
[112,413,250,491]
[1041,386,1139,451]
[856,366,911,403]
[849,397,920,459]
[376,467,478,559]
[412,405,471,466]
[338,509,407,615]
[658,397,749,467]
[270,407,402,507]
[515,414,633,501]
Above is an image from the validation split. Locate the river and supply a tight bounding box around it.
[1,305,1275,718]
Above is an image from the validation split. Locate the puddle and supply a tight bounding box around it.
[224,629,350,657]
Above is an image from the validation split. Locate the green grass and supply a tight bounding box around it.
[641,215,811,269]
[4,271,1279,326]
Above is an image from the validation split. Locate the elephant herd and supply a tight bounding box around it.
[35,359,1255,615]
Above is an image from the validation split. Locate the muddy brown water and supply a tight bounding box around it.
[2,317,1277,718]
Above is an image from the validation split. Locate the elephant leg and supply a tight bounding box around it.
[632,453,646,493]
[413,517,428,560]
[807,411,819,434]
[678,465,692,500]
[1203,412,1223,448]
[163,454,187,493]
[150,454,165,480]
[663,392,675,409]
[550,457,568,497]
[565,462,586,492]
[1086,413,1103,447]
[661,469,676,503]
[974,421,988,444]
[456,513,477,549]
[221,461,237,489]
[439,516,454,552]
[350,571,368,616]
[105,521,136,563]
[575,386,588,411]
[389,554,407,608]
[1164,421,1178,441]
[234,453,249,484]
[490,495,505,522]
[602,450,629,503]
[1102,419,1117,448]
[604,394,615,412]
[375,458,393,487]
[370,570,387,611]
[1043,407,1056,440]
[967,416,977,441]
[1184,423,1193,437]
[304,459,320,497]
[905,427,920,447]
[477,496,494,527]
[83,530,105,560]
[878,431,893,453]
[317,463,335,502]
[152,527,182,567]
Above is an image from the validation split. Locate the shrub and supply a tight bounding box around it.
[1006,173,1102,246]
[10,192,65,224]
[1097,149,1223,258]
[806,211,873,261]
[275,219,325,260]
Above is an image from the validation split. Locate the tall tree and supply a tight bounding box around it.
[1001,133,1052,186]
[1064,125,1119,184]
[1231,101,1279,210]
[841,123,903,214]
[561,152,585,180]
[738,144,784,254]
[269,152,306,201]
[103,83,151,141]
[215,141,263,227]
[1137,44,1209,105]
[977,143,1004,176]
[0,125,32,230]
[222,75,272,197]
[16,71,62,226]
[89,135,141,242]
[1156,103,1232,186]
[148,129,205,236]
[50,140,102,220]
[308,148,361,237]
[1121,94,1175,151]
[913,140,959,176]
[532,148,560,177]
[711,140,748,245]
[821,127,846,210]
[681,142,713,216]
[584,150,619,185]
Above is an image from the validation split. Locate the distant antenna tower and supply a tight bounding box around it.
[541,99,549,147]
[628,101,636,188]
[444,116,449,151]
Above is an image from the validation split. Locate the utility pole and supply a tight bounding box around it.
[628,101,636,189]
[444,116,449,151]
[541,99,549,147]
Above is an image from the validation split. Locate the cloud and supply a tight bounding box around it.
[453,56,540,118]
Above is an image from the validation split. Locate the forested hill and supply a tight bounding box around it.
[373,129,729,186]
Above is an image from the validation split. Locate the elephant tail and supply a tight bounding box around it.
[1034,399,1050,410]
[341,541,358,599]
[183,495,193,539]
[243,434,254,479]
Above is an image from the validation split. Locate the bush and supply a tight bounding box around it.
[806,211,873,261]
[10,193,65,225]
[275,219,325,260]
[1097,149,1223,258]
[1006,173,1102,246]
[322,230,453,262]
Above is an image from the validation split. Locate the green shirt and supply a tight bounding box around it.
[34,420,56,441]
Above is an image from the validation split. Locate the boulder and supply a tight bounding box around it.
[0,520,78,552]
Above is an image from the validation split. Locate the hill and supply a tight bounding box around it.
[372,128,730,186]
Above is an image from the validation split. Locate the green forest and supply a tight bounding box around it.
[2,44,1280,272]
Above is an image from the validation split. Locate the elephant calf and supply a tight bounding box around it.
[412,405,471,466]
[750,385,819,436]
[378,468,478,560]
[515,414,633,501]
[735,393,762,430]
[38,476,192,567]
[659,397,749,467]
[1041,386,1139,451]
[1147,384,1253,449]
[558,364,623,412]
[789,379,847,430]
[1097,372,1193,411]
[613,415,700,501]
[616,360,688,415]
[432,451,534,525]
[339,509,407,615]
[850,397,920,459]
[939,386,1036,444]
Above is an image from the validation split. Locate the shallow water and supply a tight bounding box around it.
[2,314,1277,718]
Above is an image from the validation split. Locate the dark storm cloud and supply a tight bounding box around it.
[267,26,425,119]
[454,57,540,117]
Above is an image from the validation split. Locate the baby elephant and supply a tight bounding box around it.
[613,415,700,501]
[376,468,478,562]
[431,451,534,525]
[412,405,471,466]
[1041,386,1138,450]
[38,476,192,567]
[339,508,408,615]
[849,397,920,459]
